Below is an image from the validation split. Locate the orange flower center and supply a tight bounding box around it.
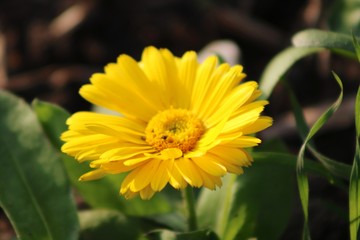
[145,108,205,154]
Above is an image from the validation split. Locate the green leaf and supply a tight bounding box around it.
[197,140,296,240]
[145,229,219,240]
[353,33,360,63]
[196,174,237,237]
[252,152,350,184]
[32,100,174,216]
[259,47,323,99]
[294,73,343,240]
[223,140,295,240]
[285,79,349,183]
[349,86,360,240]
[292,29,358,58]
[0,90,79,240]
[79,209,141,240]
[328,0,360,36]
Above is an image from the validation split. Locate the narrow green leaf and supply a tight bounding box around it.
[295,73,343,240]
[79,209,141,240]
[145,229,219,240]
[0,90,79,240]
[32,100,174,216]
[259,47,323,99]
[292,29,358,58]
[286,78,348,182]
[353,33,360,63]
[349,87,360,240]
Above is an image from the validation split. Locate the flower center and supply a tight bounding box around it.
[145,108,205,154]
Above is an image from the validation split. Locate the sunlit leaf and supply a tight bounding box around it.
[33,100,174,216]
[79,209,141,240]
[145,229,219,240]
[196,174,237,236]
[259,47,323,99]
[349,87,360,240]
[292,29,358,58]
[0,90,79,240]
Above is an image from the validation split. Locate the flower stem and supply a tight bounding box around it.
[182,187,198,231]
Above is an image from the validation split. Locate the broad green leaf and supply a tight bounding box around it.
[222,140,295,240]
[0,90,79,240]
[295,73,343,240]
[145,229,219,240]
[349,87,360,240]
[197,140,295,240]
[196,174,237,236]
[79,209,141,240]
[259,47,323,99]
[33,100,173,216]
[292,29,358,58]
[143,212,187,232]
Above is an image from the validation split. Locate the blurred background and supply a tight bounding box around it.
[0,0,359,239]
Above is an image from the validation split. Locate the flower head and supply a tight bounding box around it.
[61,46,272,199]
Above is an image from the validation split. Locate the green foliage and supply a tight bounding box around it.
[145,229,219,240]
[197,140,295,240]
[289,74,344,239]
[349,87,360,240]
[0,90,79,240]
[259,47,322,100]
[328,0,360,35]
[292,29,358,58]
[1,28,360,240]
[33,100,174,217]
[79,209,141,240]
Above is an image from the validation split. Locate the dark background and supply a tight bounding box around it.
[0,0,359,239]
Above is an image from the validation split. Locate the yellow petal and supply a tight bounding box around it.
[205,81,258,127]
[168,161,188,189]
[151,160,171,191]
[140,185,156,200]
[241,116,273,134]
[79,169,106,181]
[191,56,218,113]
[160,148,183,159]
[193,156,227,177]
[175,158,203,187]
[178,51,198,107]
[199,65,246,120]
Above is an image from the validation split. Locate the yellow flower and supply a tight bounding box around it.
[61,46,272,199]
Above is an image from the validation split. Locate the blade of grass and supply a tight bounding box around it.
[349,86,360,240]
[285,76,347,181]
[353,33,360,62]
[292,73,343,240]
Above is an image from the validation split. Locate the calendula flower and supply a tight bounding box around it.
[61,46,272,199]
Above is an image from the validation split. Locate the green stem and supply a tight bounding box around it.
[182,187,198,231]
